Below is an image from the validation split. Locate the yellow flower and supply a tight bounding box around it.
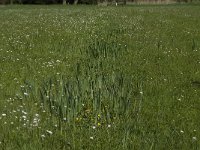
[97,122,101,126]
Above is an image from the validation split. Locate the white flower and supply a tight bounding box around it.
[2,114,6,117]
[22,116,26,119]
[24,92,28,96]
[41,134,45,138]
[46,130,53,135]
[108,124,111,128]
[92,126,96,129]
[90,136,94,140]
[192,137,197,141]
[33,117,40,127]
[180,130,184,133]
[22,111,27,115]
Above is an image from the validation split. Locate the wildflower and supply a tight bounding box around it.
[56,60,61,63]
[41,134,45,138]
[180,130,184,133]
[46,130,53,135]
[33,117,40,127]
[22,115,27,119]
[24,92,28,96]
[192,137,197,141]
[22,110,27,115]
[108,124,111,128]
[97,122,101,126]
[92,126,96,129]
[2,113,6,117]
[90,136,94,140]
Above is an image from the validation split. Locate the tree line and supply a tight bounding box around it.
[0,0,68,4]
[0,0,197,5]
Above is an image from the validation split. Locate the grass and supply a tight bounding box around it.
[0,4,200,150]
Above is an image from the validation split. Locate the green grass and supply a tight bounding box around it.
[0,4,200,150]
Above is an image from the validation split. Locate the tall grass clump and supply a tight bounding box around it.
[19,37,141,127]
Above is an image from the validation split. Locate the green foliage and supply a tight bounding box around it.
[0,5,200,150]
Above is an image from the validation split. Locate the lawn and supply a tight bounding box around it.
[0,4,200,149]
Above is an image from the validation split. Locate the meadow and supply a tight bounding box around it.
[0,4,200,150]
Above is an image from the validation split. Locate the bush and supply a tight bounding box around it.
[78,0,98,4]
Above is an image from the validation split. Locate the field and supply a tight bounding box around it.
[0,4,200,149]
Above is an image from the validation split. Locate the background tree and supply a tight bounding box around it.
[63,0,66,4]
